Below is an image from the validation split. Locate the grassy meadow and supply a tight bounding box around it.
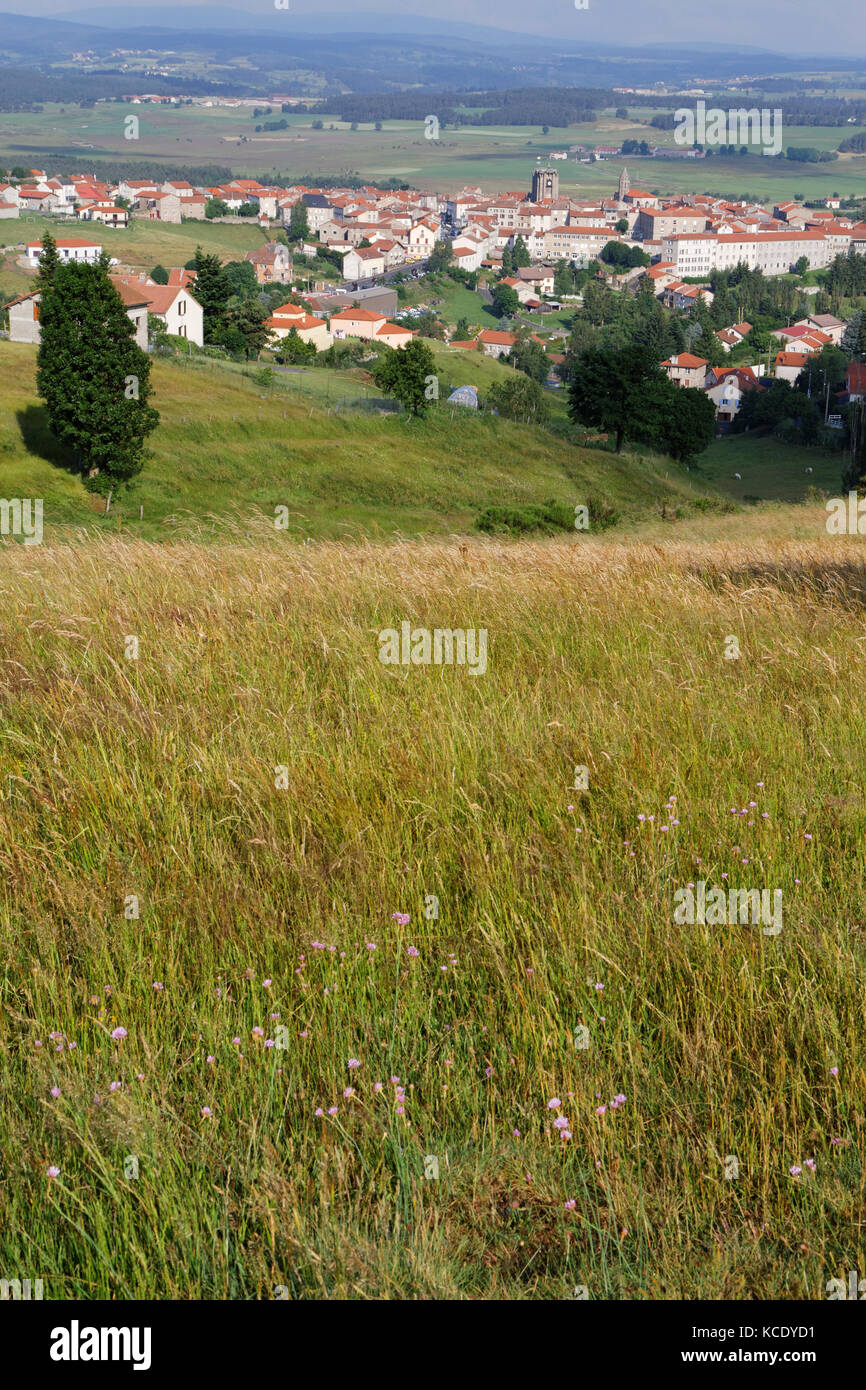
[0,525,863,1299]
[0,341,708,540]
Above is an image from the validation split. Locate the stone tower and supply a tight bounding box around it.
[617,167,630,201]
[531,167,559,203]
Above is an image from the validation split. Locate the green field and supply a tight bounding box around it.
[700,432,846,503]
[4,103,866,202]
[0,209,270,280]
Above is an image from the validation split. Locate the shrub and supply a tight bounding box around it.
[474,500,575,536]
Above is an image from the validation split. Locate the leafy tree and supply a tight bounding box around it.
[373,338,436,414]
[615,218,629,233]
[237,202,257,217]
[794,256,810,276]
[428,239,454,273]
[228,298,269,360]
[661,387,716,462]
[558,318,600,380]
[455,317,470,340]
[734,377,817,436]
[553,259,574,297]
[35,239,158,492]
[508,335,549,382]
[276,326,316,364]
[568,344,668,453]
[795,343,849,396]
[289,200,310,241]
[205,197,228,219]
[745,323,772,356]
[412,310,446,340]
[487,375,549,424]
[224,260,259,300]
[150,264,169,285]
[600,241,650,269]
[492,282,520,318]
[500,245,514,278]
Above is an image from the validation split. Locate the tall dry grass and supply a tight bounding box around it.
[0,528,863,1298]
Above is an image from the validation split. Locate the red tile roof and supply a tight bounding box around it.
[661,353,707,368]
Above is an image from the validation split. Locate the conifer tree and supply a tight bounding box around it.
[36,237,158,492]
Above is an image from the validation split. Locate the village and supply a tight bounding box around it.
[2,160,866,423]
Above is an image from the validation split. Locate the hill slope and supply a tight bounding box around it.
[0,341,713,541]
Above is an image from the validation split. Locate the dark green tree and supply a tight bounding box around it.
[795,344,848,397]
[149,264,169,285]
[36,251,158,492]
[224,260,259,300]
[373,338,437,415]
[661,386,717,462]
[581,280,613,326]
[228,298,269,360]
[492,282,520,318]
[841,311,863,357]
[568,344,668,453]
[276,326,316,364]
[512,235,531,268]
[192,247,232,343]
[34,229,59,294]
[508,335,549,382]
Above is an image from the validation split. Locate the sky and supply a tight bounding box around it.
[9,0,866,56]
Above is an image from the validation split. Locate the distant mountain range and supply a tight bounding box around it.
[60,7,559,45]
[54,9,800,56]
[1,7,864,97]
